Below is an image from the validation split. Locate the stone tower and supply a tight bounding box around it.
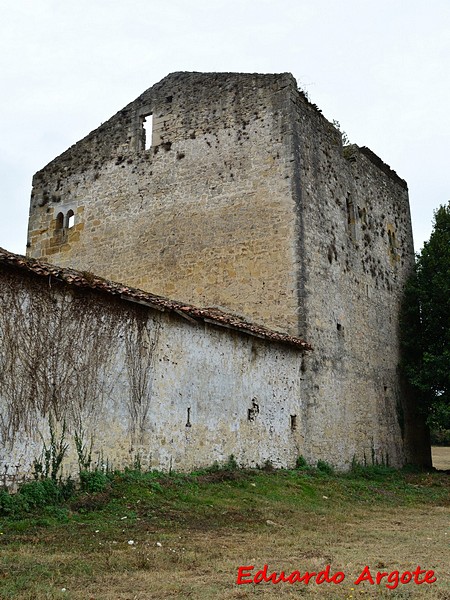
[27,72,430,468]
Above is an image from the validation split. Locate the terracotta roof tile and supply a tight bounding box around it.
[0,247,311,351]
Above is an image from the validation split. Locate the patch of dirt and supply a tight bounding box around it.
[195,469,244,484]
[69,490,112,511]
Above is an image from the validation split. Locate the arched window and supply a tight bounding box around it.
[55,212,64,230]
[66,210,75,229]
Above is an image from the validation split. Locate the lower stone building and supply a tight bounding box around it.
[0,248,311,485]
[0,246,426,486]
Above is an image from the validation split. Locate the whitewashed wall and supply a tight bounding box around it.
[0,265,305,486]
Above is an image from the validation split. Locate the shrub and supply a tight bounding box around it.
[0,489,29,517]
[0,479,62,517]
[430,427,450,446]
[19,479,61,507]
[79,470,110,493]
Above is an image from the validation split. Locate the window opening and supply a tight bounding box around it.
[290,415,297,431]
[66,210,75,229]
[186,407,192,428]
[247,398,259,422]
[143,114,153,150]
[55,212,64,230]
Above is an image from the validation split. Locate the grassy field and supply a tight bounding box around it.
[432,446,450,470]
[0,459,449,600]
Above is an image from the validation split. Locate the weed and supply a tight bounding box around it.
[332,119,350,145]
[74,428,93,472]
[350,462,396,480]
[33,416,69,481]
[295,455,308,470]
[133,452,142,471]
[0,489,29,517]
[79,469,110,493]
[19,479,61,507]
[0,479,65,518]
[192,455,239,477]
[317,459,334,475]
[225,454,238,471]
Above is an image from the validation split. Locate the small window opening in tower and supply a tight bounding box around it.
[247,398,259,421]
[55,212,64,230]
[143,114,153,150]
[66,210,75,229]
[290,415,297,431]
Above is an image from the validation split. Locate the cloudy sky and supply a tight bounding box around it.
[0,0,448,254]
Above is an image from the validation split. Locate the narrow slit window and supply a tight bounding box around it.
[247,399,259,422]
[143,114,153,150]
[290,415,297,431]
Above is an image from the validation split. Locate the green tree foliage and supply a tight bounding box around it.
[401,203,450,431]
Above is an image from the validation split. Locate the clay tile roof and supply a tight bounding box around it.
[0,247,311,351]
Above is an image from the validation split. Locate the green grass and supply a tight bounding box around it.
[1,465,448,531]
[0,464,448,599]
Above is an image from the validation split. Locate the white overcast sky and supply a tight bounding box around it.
[0,0,448,254]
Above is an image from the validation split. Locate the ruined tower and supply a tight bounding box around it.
[27,72,430,467]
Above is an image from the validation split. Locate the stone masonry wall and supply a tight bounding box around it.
[287,87,427,466]
[25,71,429,468]
[27,72,301,335]
[0,261,306,486]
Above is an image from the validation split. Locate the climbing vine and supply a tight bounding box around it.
[0,267,164,483]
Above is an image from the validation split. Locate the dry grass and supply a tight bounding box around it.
[432,446,450,470]
[0,466,449,599]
